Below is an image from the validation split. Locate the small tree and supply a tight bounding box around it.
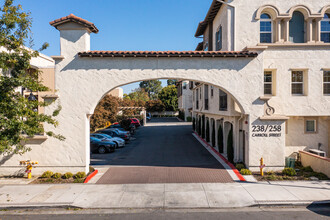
[212,121,216,147]
[218,125,224,153]
[202,115,205,139]
[139,80,162,100]
[198,118,202,136]
[192,117,195,131]
[206,119,210,142]
[0,0,63,155]
[158,85,178,111]
[145,100,165,112]
[227,127,234,163]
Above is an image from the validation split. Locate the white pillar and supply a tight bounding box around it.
[284,19,290,43]
[307,18,313,43]
[275,19,282,43]
[315,18,322,42]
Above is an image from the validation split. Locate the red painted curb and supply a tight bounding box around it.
[193,131,246,182]
[84,169,98,183]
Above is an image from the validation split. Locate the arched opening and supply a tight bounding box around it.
[87,78,247,184]
[260,13,273,43]
[321,13,330,43]
[289,11,306,43]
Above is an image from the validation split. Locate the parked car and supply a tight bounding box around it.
[97,129,130,142]
[146,113,151,121]
[107,128,130,137]
[90,137,115,154]
[90,133,125,148]
[107,124,126,131]
[130,118,141,127]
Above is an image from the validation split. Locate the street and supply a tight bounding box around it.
[0,206,329,220]
[91,118,233,184]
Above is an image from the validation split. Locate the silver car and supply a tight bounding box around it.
[107,128,131,138]
[91,133,125,148]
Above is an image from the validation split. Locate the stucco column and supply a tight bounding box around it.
[283,19,290,43]
[306,18,314,43]
[275,19,282,43]
[315,18,322,42]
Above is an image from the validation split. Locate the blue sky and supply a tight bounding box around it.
[21,0,212,93]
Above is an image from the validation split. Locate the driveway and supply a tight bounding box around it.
[91,118,233,184]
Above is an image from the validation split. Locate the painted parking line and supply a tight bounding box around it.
[192,132,246,182]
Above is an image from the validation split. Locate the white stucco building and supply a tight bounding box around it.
[177,80,193,121]
[1,1,330,175]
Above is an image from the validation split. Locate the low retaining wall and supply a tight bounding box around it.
[299,151,330,178]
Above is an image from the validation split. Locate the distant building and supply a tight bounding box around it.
[108,87,123,99]
[177,80,193,121]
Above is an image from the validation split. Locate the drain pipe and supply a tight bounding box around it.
[216,0,236,51]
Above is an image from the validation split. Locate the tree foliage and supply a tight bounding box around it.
[227,126,234,163]
[206,119,210,142]
[158,85,178,111]
[145,100,165,112]
[124,88,149,102]
[211,121,216,147]
[139,80,162,100]
[0,0,63,155]
[90,95,145,131]
[218,124,224,153]
[167,79,177,86]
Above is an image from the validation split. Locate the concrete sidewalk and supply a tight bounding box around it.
[0,181,329,209]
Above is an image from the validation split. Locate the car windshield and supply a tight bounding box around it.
[100,134,113,139]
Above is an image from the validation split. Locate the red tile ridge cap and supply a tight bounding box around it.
[49,14,99,33]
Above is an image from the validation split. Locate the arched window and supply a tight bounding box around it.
[321,13,330,43]
[289,11,305,43]
[260,13,272,43]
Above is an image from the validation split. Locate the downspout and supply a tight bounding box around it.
[216,0,236,51]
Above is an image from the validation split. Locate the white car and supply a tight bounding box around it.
[91,133,125,148]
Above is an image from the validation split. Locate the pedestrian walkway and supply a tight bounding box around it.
[0,181,329,209]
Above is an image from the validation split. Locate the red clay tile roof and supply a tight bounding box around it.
[49,14,99,33]
[195,0,222,37]
[78,51,258,58]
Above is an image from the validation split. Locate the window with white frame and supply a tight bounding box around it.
[324,71,330,95]
[291,71,304,95]
[260,13,272,43]
[264,71,272,95]
[321,13,330,43]
[215,26,222,51]
[305,119,317,133]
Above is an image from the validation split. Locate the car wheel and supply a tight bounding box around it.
[98,146,107,154]
[114,142,119,149]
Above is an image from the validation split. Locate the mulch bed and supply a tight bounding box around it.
[30,177,84,184]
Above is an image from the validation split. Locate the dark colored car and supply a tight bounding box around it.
[90,137,115,154]
[96,129,130,142]
[107,124,126,132]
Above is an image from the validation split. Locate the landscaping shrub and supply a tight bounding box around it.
[314,172,329,180]
[240,169,252,175]
[192,117,195,131]
[211,121,215,147]
[202,115,205,139]
[74,172,86,179]
[198,118,202,136]
[302,166,313,172]
[235,163,245,171]
[41,171,53,178]
[52,173,62,179]
[227,127,234,163]
[89,166,95,173]
[282,168,296,176]
[73,178,85,183]
[206,119,210,142]
[266,170,275,175]
[62,172,73,179]
[186,116,192,122]
[178,111,185,121]
[218,125,224,153]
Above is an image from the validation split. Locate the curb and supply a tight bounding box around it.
[84,169,98,183]
[193,131,246,182]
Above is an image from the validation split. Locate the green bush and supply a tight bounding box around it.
[227,127,234,163]
[235,163,245,171]
[211,121,215,147]
[74,172,86,179]
[314,172,329,180]
[186,116,192,122]
[192,117,195,131]
[266,170,275,175]
[41,171,53,178]
[240,169,252,175]
[302,166,313,172]
[89,166,95,173]
[218,125,224,153]
[206,119,210,142]
[62,172,73,179]
[73,178,85,183]
[282,168,296,176]
[202,115,205,139]
[52,173,62,179]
